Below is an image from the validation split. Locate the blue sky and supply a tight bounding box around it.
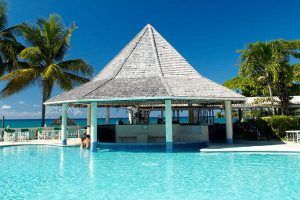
[1,0,300,119]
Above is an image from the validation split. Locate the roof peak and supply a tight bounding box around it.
[94,23,200,81]
[146,24,153,29]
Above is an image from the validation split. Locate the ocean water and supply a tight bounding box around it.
[1,117,232,128]
[0,145,300,200]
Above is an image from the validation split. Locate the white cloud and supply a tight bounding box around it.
[33,104,40,107]
[1,105,11,109]
[1,110,41,119]
[19,101,25,104]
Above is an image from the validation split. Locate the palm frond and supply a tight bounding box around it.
[0,68,40,81]
[0,68,40,97]
[0,0,7,31]
[19,47,43,64]
[54,72,73,90]
[42,63,59,80]
[0,37,25,72]
[18,23,47,56]
[58,59,93,77]
[63,72,90,86]
[53,22,76,61]
[0,24,23,38]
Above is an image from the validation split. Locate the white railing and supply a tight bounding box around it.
[0,126,86,142]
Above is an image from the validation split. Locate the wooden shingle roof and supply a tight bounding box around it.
[45,24,244,105]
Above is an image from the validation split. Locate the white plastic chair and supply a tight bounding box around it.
[38,128,48,140]
[18,129,30,142]
[3,129,17,142]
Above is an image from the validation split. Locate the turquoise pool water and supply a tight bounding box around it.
[1,146,300,200]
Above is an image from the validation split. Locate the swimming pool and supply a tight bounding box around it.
[1,146,299,200]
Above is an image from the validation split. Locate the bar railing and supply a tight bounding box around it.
[179,124,202,134]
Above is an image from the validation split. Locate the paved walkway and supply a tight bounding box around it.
[201,140,300,152]
[0,138,81,147]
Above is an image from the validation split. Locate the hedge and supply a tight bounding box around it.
[262,115,300,138]
[234,115,300,140]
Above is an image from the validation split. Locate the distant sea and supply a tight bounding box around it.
[1,117,231,128]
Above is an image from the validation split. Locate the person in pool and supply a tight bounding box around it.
[81,135,91,149]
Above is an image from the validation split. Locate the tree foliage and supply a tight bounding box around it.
[225,40,300,114]
[223,76,267,96]
[0,14,93,126]
[0,1,25,76]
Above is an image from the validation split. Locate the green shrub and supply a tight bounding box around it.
[234,115,299,140]
[253,118,274,138]
[234,118,274,140]
[262,115,300,138]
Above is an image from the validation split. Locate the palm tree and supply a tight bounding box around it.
[238,40,300,115]
[0,14,93,126]
[238,42,276,115]
[0,0,25,75]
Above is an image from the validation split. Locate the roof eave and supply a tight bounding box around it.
[44,96,246,105]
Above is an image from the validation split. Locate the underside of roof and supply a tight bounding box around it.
[45,24,244,105]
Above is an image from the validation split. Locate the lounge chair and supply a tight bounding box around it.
[18,129,30,142]
[53,128,61,139]
[3,129,17,142]
[38,128,48,140]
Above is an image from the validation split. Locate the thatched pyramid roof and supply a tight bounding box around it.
[45,24,244,105]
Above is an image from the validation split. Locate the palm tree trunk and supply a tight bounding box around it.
[267,83,275,115]
[41,81,50,127]
[40,83,48,127]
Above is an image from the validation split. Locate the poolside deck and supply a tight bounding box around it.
[201,140,300,152]
[1,139,300,152]
[0,138,82,147]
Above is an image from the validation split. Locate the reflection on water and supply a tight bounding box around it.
[89,154,94,177]
[166,158,174,199]
[59,147,64,176]
[79,148,94,177]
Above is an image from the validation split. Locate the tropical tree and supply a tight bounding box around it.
[223,74,267,97]
[0,0,25,75]
[0,14,93,126]
[236,41,276,114]
[225,40,300,115]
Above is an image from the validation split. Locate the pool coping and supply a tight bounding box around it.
[200,141,300,153]
[1,140,300,153]
[0,138,81,148]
